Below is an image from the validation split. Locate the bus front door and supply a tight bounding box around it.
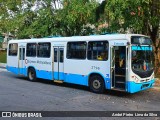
[53,47,64,81]
[18,47,25,75]
[111,46,127,91]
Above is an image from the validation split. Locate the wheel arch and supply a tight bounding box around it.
[27,66,36,75]
[27,66,37,81]
[88,72,105,86]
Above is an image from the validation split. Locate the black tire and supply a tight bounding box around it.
[89,75,105,93]
[28,68,37,82]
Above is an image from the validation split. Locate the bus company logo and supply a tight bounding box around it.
[2,112,11,117]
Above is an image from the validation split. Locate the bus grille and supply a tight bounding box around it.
[141,84,150,89]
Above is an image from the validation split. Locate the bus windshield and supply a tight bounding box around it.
[132,46,154,72]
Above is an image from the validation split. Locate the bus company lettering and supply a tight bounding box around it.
[37,60,51,65]
[27,60,51,65]
[114,42,125,46]
[27,60,36,64]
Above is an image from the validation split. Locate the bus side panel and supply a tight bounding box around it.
[7,56,19,74]
[19,67,28,76]
[53,72,65,80]
[36,70,52,80]
[105,78,111,89]
[65,73,88,86]
[64,59,111,88]
[26,57,53,80]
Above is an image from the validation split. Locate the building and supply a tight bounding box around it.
[0,33,14,50]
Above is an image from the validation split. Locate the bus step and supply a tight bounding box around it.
[115,83,125,89]
[116,81,125,84]
[111,88,125,92]
[54,80,63,83]
[115,75,125,77]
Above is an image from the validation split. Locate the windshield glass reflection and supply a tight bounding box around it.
[132,46,154,72]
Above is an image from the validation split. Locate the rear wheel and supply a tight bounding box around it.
[89,75,105,93]
[28,68,37,82]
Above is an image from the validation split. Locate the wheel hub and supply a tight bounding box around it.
[29,71,34,80]
[93,80,101,89]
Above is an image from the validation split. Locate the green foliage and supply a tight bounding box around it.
[56,0,98,36]
[0,0,98,38]
[97,0,160,75]
[0,0,159,38]
[104,0,160,35]
[0,51,7,63]
[0,0,160,74]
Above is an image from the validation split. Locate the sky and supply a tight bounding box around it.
[98,0,105,3]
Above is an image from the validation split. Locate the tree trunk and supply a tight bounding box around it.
[148,26,160,76]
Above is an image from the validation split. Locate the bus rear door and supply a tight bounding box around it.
[18,45,25,75]
[53,46,64,82]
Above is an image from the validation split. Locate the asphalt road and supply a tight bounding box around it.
[0,68,160,120]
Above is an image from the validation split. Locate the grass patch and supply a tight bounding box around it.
[0,51,7,63]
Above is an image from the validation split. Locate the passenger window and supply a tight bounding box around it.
[87,41,108,61]
[26,43,37,57]
[67,42,87,59]
[8,43,18,56]
[37,42,51,58]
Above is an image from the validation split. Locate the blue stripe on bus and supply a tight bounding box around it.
[53,72,65,80]
[6,66,155,93]
[7,66,111,90]
[19,67,27,76]
[7,66,27,76]
[105,78,111,89]
[7,66,19,74]
[36,70,53,80]
[131,46,152,51]
[65,73,88,86]
[127,79,155,93]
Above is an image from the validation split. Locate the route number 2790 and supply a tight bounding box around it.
[91,66,100,70]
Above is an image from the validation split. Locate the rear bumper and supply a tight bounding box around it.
[6,65,19,74]
[127,79,155,93]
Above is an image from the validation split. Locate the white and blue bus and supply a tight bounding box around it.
[7,34,155,93]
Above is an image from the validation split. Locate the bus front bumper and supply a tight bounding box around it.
[127,79,155,93]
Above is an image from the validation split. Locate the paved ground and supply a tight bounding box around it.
[0,68,160,120]
[0,63,6,68]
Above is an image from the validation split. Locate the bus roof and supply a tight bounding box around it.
[8,34,147,43]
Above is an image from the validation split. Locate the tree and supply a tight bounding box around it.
[0,0,62,38]
[0,0,36,38]
[56,0,98,36]
[103,0,160,75]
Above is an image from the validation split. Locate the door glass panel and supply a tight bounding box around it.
[60,48,64,63]
[19,48,25,60]
[111,47,115,67]
[22,48,25,60]
[19,48,22,60]
[54,48,57,62]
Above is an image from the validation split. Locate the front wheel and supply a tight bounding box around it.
[28,68,37,82]
[89,75,105,93]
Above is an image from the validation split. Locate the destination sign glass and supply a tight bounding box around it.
[131,36,152,45]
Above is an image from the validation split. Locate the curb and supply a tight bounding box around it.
[0,63,6,69]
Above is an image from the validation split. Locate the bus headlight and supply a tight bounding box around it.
[132,75,140,83]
